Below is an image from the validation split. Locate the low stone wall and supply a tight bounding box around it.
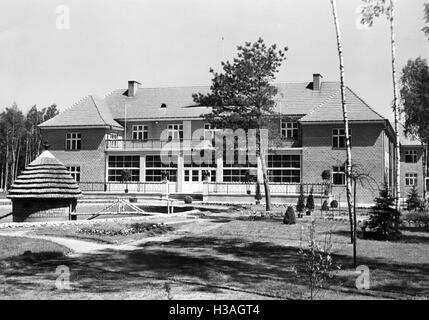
[12,199,75,222]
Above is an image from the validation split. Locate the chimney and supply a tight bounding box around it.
[313,74,323,90]
[128,80,141,97]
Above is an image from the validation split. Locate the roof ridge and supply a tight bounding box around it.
[40,95,91,126]
[90,95,108,126]
[346,87,385,120]
[299,89,341,121]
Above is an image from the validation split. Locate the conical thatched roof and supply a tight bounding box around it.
[7,150,82,199]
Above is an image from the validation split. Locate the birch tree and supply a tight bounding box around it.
[330,0,354,243]
[360,0,401,211]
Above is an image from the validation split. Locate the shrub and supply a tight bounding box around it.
[406,185,421,211]
[366,183,401,240]
[296,184,305,213]
[283,206,296,225]
[330,200,338,209]
[306,188,315,212]
[322,200,329,211]
[402,212,429,228]
[184,196,192,204]
[321,170,331,181]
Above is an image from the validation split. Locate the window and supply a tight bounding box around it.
[405,173,418,186]
[66,133,81,150]
[167,124,183,140]
[332,166,346,185]
[66,166,80,182]
[281,121,299,139]
[332,129,352,148]
[145,155,177,182]
[405,150,418,163]
[267,154,301,183]
[132,125,148,141]
[223,169,256,182]
[108,133,119,148]
[108,156,140,182]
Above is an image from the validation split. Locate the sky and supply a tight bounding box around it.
[0,0,428,122]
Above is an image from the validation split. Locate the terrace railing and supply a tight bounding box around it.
[207,182,331,195]
[79,181,172,193]
[105,139,215,151]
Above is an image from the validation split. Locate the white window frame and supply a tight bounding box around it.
[332,166,346,185]
[132,125,148,141]
[332,128,352,149]
[107,155,140,182]
[405,173,418,186]
[405,150,418,163]
[66,133,81,150]
[145,155,178,182]
[267,154,301,183]
[281,121,298,139]
[66,166,81,182]
[167,124,183,140]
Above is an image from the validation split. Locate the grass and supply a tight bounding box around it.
[0,210,428,299]
[0,235,70,259]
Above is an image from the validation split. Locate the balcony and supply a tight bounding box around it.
[105,139,215,151]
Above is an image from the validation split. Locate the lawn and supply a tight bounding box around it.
[0,209,428,300]
[0,235,71,259]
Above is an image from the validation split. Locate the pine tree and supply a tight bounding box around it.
[406,185,420,211]
[367,183,401,240]
[296,184,305,215]
[306,187,315,213]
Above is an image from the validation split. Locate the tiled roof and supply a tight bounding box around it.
[398,123,422,146]
[39,80,387,127]
[39,95,122,129]
[299,87,385,122]
[104,86,212,120]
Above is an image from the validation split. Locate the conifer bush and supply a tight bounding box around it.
[306,188,315,215]
[322,200,329,211]
[366,183,401,240]
[283,206,296,225]
[406,185,421,211]
[296,184,305,217]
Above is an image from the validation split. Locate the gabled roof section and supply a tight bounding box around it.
[273,81,341,115]
[398,123,423,146]
[39,95,123,129]
[299,87,385,123]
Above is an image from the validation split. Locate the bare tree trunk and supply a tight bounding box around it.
[389,0,401,212]
[5,132,9,191]
[331,0,354,244]
[15,135,21,179]
[424,141,428,199]
[353,178,357,268]
[257,125,272,211]
[259,153,272,211]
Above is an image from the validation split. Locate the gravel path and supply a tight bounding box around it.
[0,216,224,255]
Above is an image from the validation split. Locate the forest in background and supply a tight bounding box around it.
[0,103,59,191]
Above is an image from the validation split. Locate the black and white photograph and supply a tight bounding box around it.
[0,0,428,306]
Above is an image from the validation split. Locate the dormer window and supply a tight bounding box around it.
[161,103,167,108]
[405,150,418,163]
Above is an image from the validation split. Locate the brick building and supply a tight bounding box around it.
[39,74,424,206]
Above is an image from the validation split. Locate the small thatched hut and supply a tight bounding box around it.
[7,148,82,222]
